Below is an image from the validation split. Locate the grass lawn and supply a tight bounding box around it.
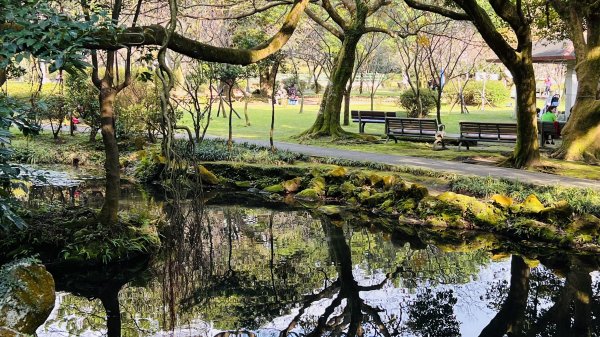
[178,97,600,181]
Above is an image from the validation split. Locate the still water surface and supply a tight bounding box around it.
[22,177,600,337]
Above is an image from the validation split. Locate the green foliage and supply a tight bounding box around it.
[114,78,161,139]
[64,71,100,131]
[184,139,307,165]
[398,89,437,117]
[407,289,460,337]
[0,0,106,75]
[445,80,510,106]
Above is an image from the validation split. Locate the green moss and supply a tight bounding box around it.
[327,166,348,178]
[295,188,321,201]
[340,182,357,196]
[263,184,285,193]
[234,181,252,188]
[362,192,392,207]
[198,165,220,185]
[282,177,302,193]
[418,192,505,228]
[318,205,342,216]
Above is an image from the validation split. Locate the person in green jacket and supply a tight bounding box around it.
[541,106,557,122]
[541,106,558,144]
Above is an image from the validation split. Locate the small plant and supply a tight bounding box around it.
[398,89,437,118]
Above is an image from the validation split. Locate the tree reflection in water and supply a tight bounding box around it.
[38,195,600,337]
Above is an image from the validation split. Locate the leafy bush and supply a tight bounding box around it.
[445,80,509,106]
[397,89,437,117]
[114,79,162,140]
[65,72,100,140]
[178,139,308,165]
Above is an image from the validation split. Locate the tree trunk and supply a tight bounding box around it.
[98,88,120,226]
[479,255,530,337]
[301,33,361,138]
[89,127,99,143]
[259,65,275,97]
[509,62,540,168]
[554,62,600,162]
[343,84,351,126]
[0,67,6,87]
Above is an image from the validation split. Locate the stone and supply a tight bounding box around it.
[309,176,326,194]
[0,260,55,335]
[340,182,357,196]
[318,205,342,216]
[295,188,321,201]
[382,175,397,189]
[198,165,220,185]
[234,181,252,188]
[419,192,505,228]
[327,166,347,177]
[491,194,513,209]
[263,184,285,193]
[368,173,383,187]
[282,177,302,193]
[362,192,392,207]
[517,194,545,214]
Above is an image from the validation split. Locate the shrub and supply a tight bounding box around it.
[397,89,437,117]
[445,80,509,107]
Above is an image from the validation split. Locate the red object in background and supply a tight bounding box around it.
[72,117,80,124]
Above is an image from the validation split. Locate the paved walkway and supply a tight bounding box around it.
[207,136,600,190]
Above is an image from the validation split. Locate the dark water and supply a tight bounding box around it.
[23,177,600,337]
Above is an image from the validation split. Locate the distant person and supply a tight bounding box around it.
[544,76,552,96]
[550,93,560,107]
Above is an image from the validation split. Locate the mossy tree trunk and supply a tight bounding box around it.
[98,86,121,226]
[403,0,540,168]
[510,61,540,168]
[301,32,362,138]
[548,3,600,162]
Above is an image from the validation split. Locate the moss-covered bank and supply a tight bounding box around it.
[0,206,161,266]
[193,161,600,252]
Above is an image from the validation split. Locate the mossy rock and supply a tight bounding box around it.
[263,184,285,193]
[368,173,384,187]
[362,192,392,208]
[351,172,368,186]
[419,192,505,228]
[309,176,326,194]
[327,185,341,197]
[382,175,397,189]
[512,218,563,242]
[340,182,357,196]
[565,214,600,236]
[491,194,513,209]
[234,181,252,188]
[538,200,573,225]
[0,260,55,335]
[318,205,343,216]
[198,165,220,185]
[357,189,372,203]
[327,166,348,178]
[408,184,429,201]
[295,188,322,201]
[513,194,545,214]
[397,198,418,213]
[282,177,303,193]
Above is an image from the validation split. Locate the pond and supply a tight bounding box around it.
[23,180,600,336]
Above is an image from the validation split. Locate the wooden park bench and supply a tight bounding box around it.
[385,117,446,149]
[458,122,517,150]
[351,110,397,133]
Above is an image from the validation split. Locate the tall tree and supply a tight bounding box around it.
[403,0,541,168]
[299,0,396,138]
[547,0,600,163]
